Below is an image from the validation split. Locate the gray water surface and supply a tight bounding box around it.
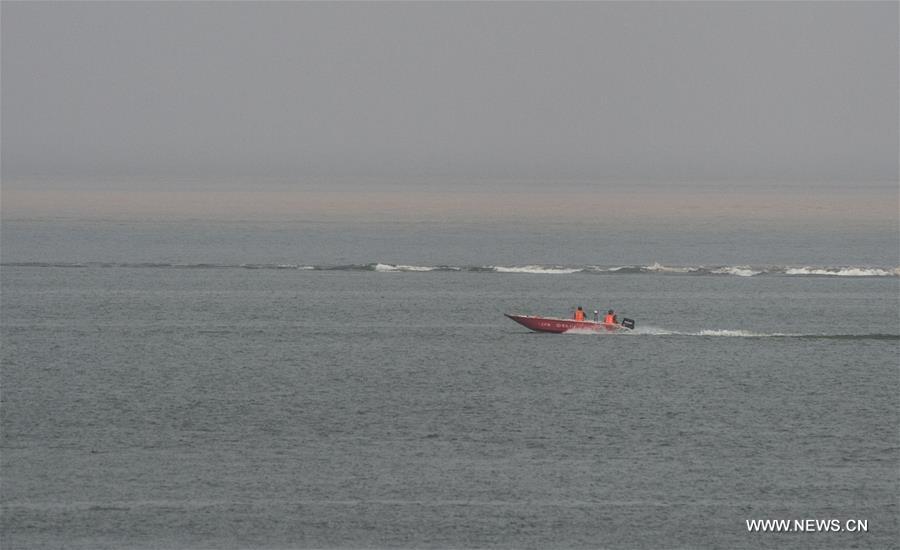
[2,221,898,549]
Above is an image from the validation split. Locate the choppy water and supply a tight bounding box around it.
[2,219,898,549]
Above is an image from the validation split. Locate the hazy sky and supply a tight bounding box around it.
[3,1,898,181]
[1,1,898,221]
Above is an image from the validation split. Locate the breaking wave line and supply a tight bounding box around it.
[492,265,582,274]
[3,262,898,277]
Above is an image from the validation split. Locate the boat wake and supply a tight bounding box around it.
[565,325,898,340]
[628,326,781,336]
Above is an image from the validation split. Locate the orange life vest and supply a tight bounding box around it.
[603,314,616,324]
[574,309,585,321]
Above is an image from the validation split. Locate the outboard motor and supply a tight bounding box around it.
[621,318,635,330]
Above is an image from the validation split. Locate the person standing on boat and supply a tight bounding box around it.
[574,306,586,321]
[603,309,618,324]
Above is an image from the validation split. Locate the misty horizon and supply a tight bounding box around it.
[3,180,896,226]
[2,1,897,205]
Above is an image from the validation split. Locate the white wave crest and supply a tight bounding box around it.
[374,263,436,272]
[395,264,437,272]
[275,264,315,270]
[711,266,761,277]
[492,265,582,274]
[644,262,699,273]
[784,266,900,277]
[585,265,633,273]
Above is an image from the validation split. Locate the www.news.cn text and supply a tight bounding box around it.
[746,519,868,533]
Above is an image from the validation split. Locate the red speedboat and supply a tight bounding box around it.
[505,313,635,333]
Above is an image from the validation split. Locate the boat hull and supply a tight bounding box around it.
[505,314,632,333]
